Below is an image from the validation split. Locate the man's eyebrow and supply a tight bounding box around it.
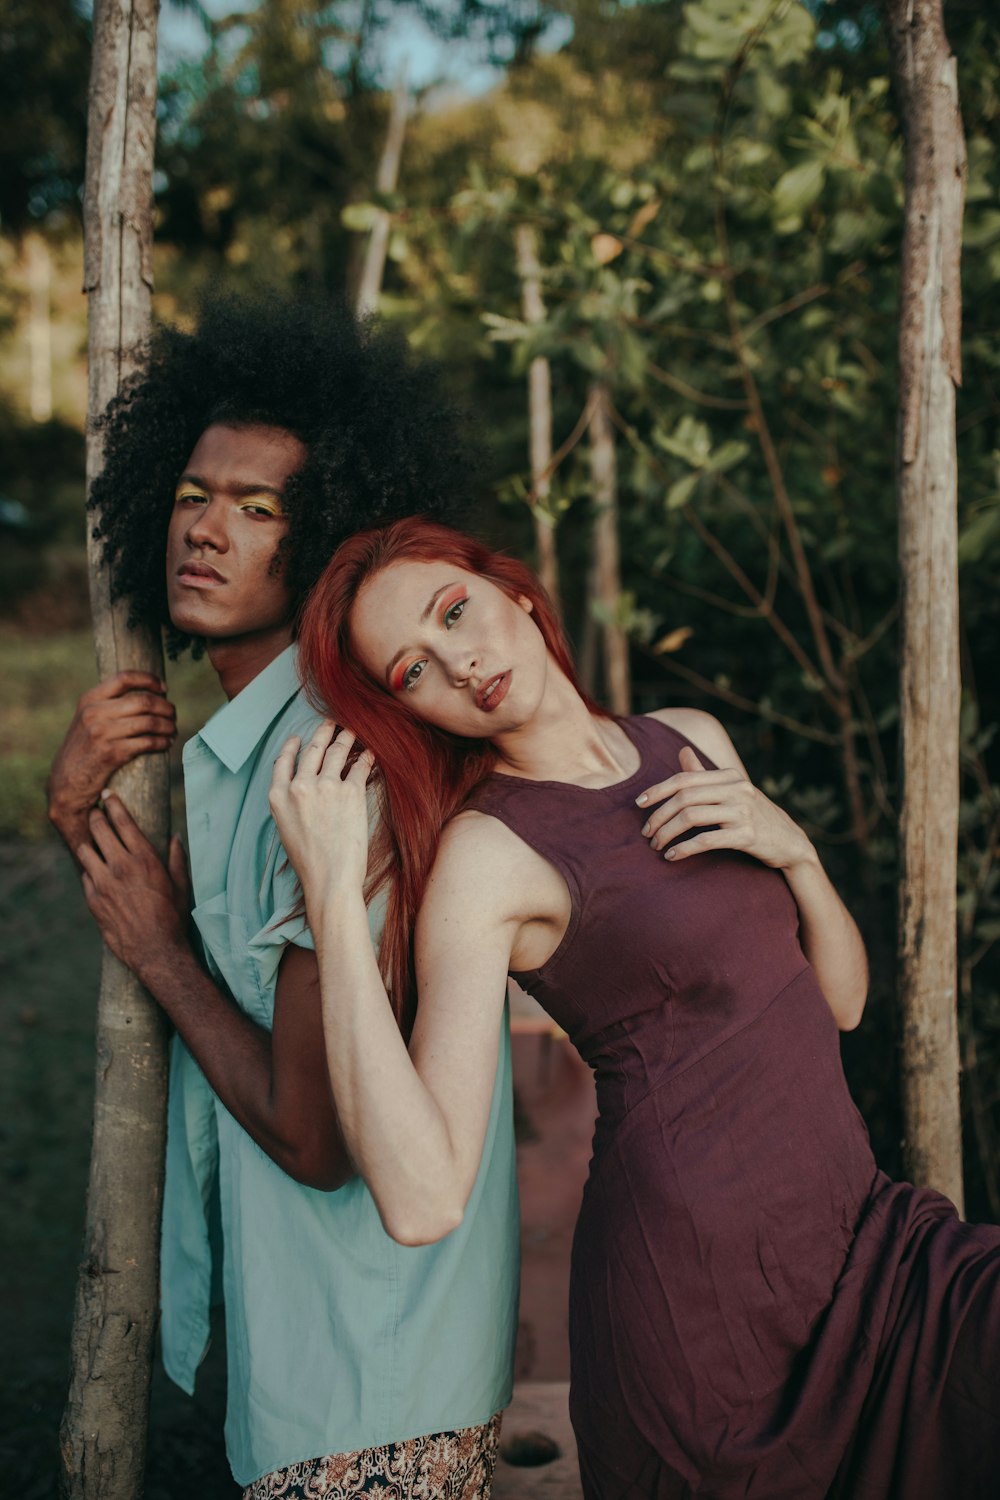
[175,472,285,498]
[384,582,457,683]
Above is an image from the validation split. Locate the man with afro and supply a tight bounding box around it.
[48,294,519,1498]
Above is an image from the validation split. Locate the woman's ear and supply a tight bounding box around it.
[517,594,534,614]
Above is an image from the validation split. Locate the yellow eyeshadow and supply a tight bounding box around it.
[237,496,284,516]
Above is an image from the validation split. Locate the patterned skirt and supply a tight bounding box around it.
[242,1413,502,1500]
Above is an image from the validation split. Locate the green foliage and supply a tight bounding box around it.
[0,404,85,607]
[0,0,90,231]
[382,0,1000,1205]
[3,0,1000,1209]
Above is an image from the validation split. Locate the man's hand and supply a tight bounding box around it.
[78,793,191,980]
[48,671,177,853]
[80,795,352,1190]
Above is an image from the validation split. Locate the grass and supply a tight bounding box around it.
[0,625,224,840]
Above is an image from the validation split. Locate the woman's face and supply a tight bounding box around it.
[350,558,548,737]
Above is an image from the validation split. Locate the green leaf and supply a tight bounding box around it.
[959,505,1000,565]
[964,210,1000,251]
[666,472,701,510]
[341,202,377,232]
[707,440,749,473]
[773,160,825,220]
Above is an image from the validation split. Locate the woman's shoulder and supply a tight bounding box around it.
[422,807,556,927]
[435,806,538,878]
[641,707,743,772]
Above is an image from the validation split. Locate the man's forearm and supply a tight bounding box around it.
[47,793,92,867]
[138,942,350,1188]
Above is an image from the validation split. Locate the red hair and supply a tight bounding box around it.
[297,516,608,1035]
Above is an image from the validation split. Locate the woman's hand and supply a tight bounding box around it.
[269,723,376,904]
[636,744,816,870]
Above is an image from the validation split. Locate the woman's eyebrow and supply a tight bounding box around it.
[384,582,459,682]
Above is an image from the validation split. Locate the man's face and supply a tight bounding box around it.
[165,423,306,642]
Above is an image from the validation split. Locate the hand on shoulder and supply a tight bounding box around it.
[638,708,814,870]
[644,707,746,776]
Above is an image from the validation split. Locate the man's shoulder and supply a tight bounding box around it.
[254,689,325,773]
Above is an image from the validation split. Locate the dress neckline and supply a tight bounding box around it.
[486,714,649,796]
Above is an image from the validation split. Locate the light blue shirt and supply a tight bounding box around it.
[161,645,520,1487]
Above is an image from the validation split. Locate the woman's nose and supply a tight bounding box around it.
[445,644,479,685]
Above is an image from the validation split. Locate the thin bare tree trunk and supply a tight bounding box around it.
[60,1,169,1494]
[589,380,630,715]
[885,0,966,1210]
[514,222,560,608]
[26,230,53,422]
[355,65,409,318]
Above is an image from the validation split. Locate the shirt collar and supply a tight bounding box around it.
[196,643,303,774]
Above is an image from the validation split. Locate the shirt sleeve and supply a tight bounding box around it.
[247,790,387,995]
[245,839,315,995]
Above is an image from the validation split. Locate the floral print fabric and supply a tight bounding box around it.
[243,1413,502,1500]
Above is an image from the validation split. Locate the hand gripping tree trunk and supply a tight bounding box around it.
[884,0,966,1210]
[60,1,168,1495]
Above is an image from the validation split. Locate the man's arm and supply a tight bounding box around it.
[79,793,353,1191]
[47,671,177,859]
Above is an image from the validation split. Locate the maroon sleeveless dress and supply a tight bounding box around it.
[464,715,1000,1500]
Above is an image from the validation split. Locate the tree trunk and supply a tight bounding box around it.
[355,65,409,318]
[885,0,966,1210]
[514,222,560,608]
[589,380,630,715]
[26,230,53,422]
[60,1,169,1495]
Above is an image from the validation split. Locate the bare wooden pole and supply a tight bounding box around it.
[60,0,169,1494]
[884,0,966,1209]
[355,65,409,318]
[514,222,560,609]
[589,380,630,715]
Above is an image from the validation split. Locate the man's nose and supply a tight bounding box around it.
[184,498,229,552]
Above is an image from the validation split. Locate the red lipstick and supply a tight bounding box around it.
[476,671,511,712]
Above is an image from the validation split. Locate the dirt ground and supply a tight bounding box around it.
[1,840,595,1497]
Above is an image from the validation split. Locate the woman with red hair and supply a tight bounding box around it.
[270,516,1000,1500]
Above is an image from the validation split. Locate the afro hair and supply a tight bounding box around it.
[90,292,479,656]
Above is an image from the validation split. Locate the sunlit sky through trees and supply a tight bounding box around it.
[156,0,573,94]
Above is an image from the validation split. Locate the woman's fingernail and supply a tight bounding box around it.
[665,849,677,860]
[635,794,648,807]
[641,823,651,837]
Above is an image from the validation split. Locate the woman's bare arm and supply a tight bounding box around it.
[307,817,523,1244]
[269,727,545,1244]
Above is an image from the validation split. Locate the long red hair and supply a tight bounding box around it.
[297,515,608,1035]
